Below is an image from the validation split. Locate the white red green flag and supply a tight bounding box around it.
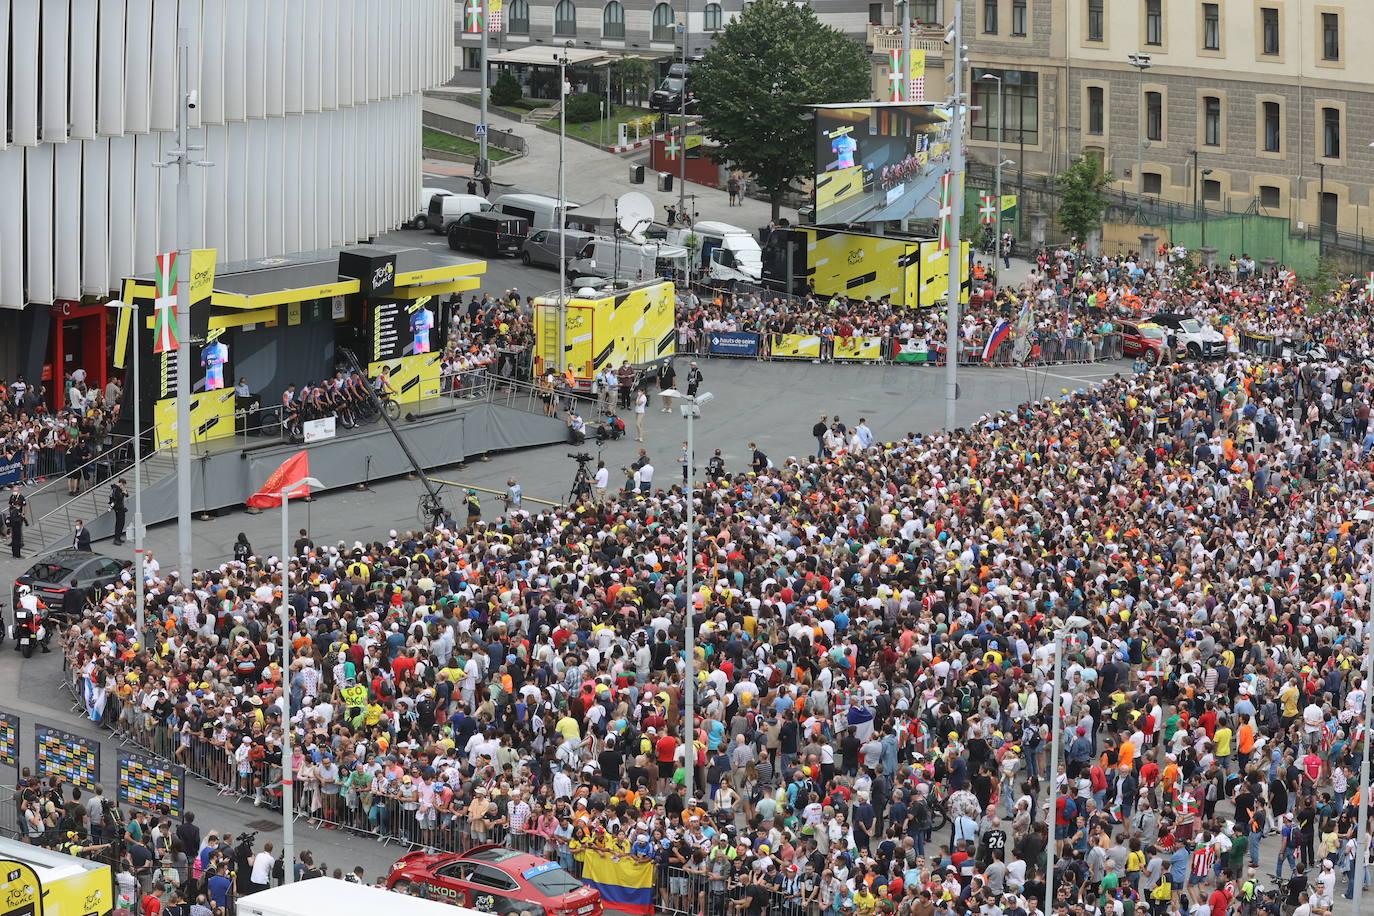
[887,50,906,102]
[979,194,997,225]
[1366,272,1374,302]
[464,0,483,33]
[937,172,954,251]
[153,251,180,354]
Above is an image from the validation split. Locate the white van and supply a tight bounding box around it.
[571,237,689,280]
[238,878,486,916]
[490,193,581,233]
[409,187,452,230]
[427,193,493,234]
[668,220,763,284]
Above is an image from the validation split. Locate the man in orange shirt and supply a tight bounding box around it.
[654,728,678,794]
[1236,715,1256,770]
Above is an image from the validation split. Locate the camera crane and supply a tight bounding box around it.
[337,347,451,529]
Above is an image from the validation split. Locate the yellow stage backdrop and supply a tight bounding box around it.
[770,334,822,359]
[153,389,236,450]
[44,864,110,916]
[368,352,443,405]
[0,859,43,916]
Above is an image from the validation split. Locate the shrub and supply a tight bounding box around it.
[563,93,604,123]
[490,71,522,107]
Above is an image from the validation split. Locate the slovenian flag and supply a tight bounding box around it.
[982,320,1012,362]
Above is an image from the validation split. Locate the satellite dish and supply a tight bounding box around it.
[577,286,599,297]
[617,192,656,239]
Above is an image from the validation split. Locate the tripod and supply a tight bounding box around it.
[569,462,593,503]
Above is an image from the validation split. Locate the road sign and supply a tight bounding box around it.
[475,123,488,137]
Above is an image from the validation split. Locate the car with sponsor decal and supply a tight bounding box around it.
[1117,319,1168,364]
[387,845,602,916]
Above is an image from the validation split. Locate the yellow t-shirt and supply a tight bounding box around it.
[1213,726,1233,757]
[1280,685,1299,718]
[556,715,582,742]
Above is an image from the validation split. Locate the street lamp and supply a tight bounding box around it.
[557,41,573,371]
[977,74,1004,267]
[678,390,712,802]
[1127,53,1152,222]
[277,474,323,884]
[1200,168,1213,248]
[1355,609,1374,915]
[103,300,146,638]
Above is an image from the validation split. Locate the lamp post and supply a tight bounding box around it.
[678,2,689,218]
[977,73,1003,268]
[679,390,712,802]
[1317,161,1327,257]
[1190,149,1199,217]
[479,1,490,179]
[278,475,323,884]
[1127,53,1152,223]
[557,42,572,371]
[1354,605,1374,915]
[1200,168,1213,248]
[943,3,965,431]
[104,300,146,637]
[1044,627,1066,916]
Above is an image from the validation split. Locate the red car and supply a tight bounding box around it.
[388,845,603,916]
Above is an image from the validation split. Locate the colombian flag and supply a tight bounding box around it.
[579,849,653,915]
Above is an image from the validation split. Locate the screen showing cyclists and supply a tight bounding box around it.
[812,102,951,226]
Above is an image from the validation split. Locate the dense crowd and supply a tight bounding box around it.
[0,371,123,489]
[38,245,1374,916]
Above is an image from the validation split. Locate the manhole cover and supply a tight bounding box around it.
[245,819,280,831]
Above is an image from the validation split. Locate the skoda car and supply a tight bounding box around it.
[388,845,602,916]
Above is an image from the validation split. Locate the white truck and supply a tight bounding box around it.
[569,236,689,281]
[662,220,763,285]
[237,878,488,916]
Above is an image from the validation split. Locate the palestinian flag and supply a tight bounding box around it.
[153,251,180,354]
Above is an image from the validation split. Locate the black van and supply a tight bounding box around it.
[446,213,529,257]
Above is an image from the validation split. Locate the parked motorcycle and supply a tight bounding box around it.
[11,589,49,658]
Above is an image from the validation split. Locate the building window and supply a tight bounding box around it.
[914,0,939,23]
[868,3,882,25]
[1144,0,1162,46]
[1322,12,1340,61]
[704,2,722,30]
[652,2,675,41]
[983,0,998,34]
[1143,171,1162,195]
[1087,86,1104,135]
[1203,96,1221,147]
[1202,178,1221,202]
[1145,90,1162,141]
[1011,0,1027,35]
[970,69,1039,146]
[602,1,624,38]
[1261,7,1278,55]
[1201,3,1219,50]
[1263,101,1280,152]
[508,0,529,33]
[1322,106,1341,158]
[554,0,577,35]
[1087,0,1103,41]
[1259,185,1280,209]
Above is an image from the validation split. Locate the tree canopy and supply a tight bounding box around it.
[692,0,872,219]
[1056,156,1113,243]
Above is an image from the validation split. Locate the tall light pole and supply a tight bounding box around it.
[678,1,689,218]
[1044,627,1065,916]
[899,0,912,234]
[943,3,965,431]
[278,475,322,884]
[557,42,571,372]
[105,300,146,637]
[679,390,712,801]
[1127,53,1152,223]
[153,28,210,583]
[977,73,1003,270]
[1354,588,1374,915]
[479,2,490,181]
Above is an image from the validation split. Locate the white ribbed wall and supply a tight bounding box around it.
[0,0,453,309]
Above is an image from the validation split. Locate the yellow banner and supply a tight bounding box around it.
[1000,194,1018,212]
[917,239,972,307]
[368,352,442,405]
[153,390,236,450]
[770,334,821,359]
[46,865,111,916]
[911,49,925,79]
[0,860,44,916]
[833,336,882,361]
[189,248,217,306]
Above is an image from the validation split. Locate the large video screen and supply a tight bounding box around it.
[813,103,950,226]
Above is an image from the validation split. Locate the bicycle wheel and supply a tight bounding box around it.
[286,418,303,443]
[929,804,949,833]
[383,399,401,421]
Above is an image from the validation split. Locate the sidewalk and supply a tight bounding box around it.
[423,94,784,232]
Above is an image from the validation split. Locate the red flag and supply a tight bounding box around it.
[247,451,312,509]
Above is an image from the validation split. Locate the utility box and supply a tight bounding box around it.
[658,172,674,192]
[629,164,645,184]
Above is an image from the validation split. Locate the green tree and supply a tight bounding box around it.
[692,0,871,220]
[490,70,522,107]
[1056,156,1113,242]
[614,57,652,107]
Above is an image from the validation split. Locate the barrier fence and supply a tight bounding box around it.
[680,329,1124,367]
[63,654,808,916]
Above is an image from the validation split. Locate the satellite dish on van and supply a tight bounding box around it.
[617,192,656,239]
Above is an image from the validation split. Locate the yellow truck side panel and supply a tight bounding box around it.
[535,281,676,383]
[801,227,918,304]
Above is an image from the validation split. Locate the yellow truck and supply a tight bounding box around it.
[761,224,969,308]
[533,279,676,389]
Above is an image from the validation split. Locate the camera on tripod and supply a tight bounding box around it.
[567,452,593,463]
